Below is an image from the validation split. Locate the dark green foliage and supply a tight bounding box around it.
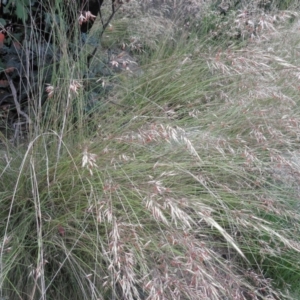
[0,0,104,40]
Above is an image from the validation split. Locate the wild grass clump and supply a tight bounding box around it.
[1,0,300,299]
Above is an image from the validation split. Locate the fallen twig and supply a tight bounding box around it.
[6,74,32,124]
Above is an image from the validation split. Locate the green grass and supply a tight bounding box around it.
[1,0,300,299]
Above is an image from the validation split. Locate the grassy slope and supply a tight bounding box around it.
[1,0,300,299]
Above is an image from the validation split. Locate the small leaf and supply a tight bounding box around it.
[16,2,28,22]
[0,32,5,48]
[0,18,6,26]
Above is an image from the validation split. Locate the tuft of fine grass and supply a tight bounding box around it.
[1,0,300,299]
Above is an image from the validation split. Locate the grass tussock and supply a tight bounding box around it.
[1,0,300,299]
